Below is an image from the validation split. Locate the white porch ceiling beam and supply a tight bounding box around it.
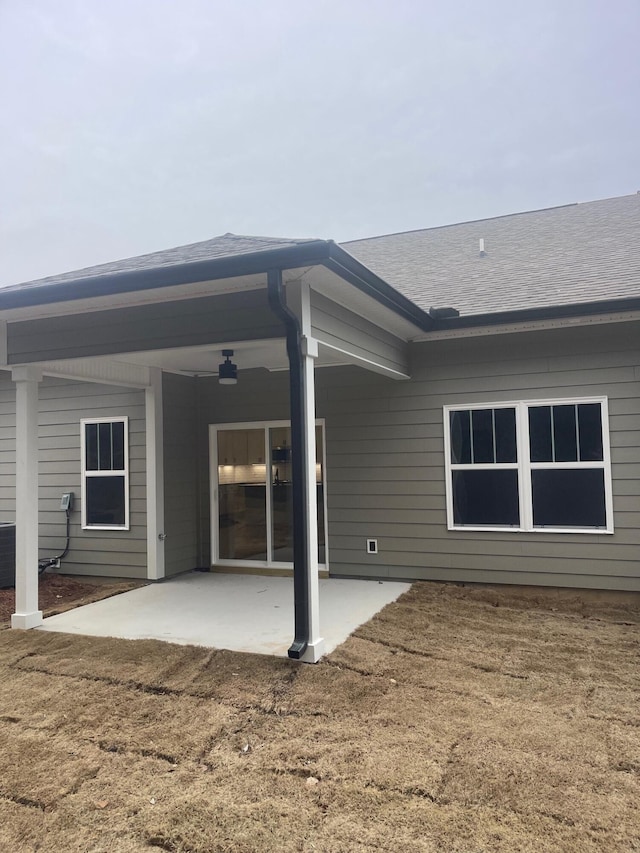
[316,339,410,380]
[36,358,152,388]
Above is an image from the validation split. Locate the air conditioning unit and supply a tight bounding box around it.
[0,523,16,588]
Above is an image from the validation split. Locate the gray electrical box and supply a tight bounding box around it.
[60,492,74,511]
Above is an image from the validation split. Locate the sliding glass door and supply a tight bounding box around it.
[211,420,327,569]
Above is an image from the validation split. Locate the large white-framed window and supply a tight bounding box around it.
[443,397,613,534]
[209,419,329,570]
[81,417,130,530]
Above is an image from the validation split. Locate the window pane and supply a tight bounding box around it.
[271,427,293,563]
[316,425,326,564]
[532,469,606,528]
[553,404,578,462]
[529,406,552,462]
[98,422,113,470]
[112,421,125,470]
[86,476,126,526]
[85,423,98,470]
[578,404,603,461]
[217,429,267,561]
[450,410,471,464]
[495,408,517,463]
[471,409,494,463]
[452,470,520,526]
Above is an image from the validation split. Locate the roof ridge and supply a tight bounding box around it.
[219,232,318,244]
[341,193,639,245]
[342,204,579,244]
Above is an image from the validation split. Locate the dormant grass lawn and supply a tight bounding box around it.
[0,580,639,852]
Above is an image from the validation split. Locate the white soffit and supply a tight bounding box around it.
[109,338,350,375]
[297,265,424,341]
[114,339,289,375]
[37,337,377,380]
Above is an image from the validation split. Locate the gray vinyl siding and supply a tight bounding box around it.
[322,322,640,591]
[162,373,199,576]
[310,290,408,375]
[0,372,147,579]
[0,374,15,523]
[7,290,280,363]
[195,321,640,591]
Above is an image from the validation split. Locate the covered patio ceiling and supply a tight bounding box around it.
[112,337,356,377]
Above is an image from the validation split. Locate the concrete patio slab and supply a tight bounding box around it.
[38,572,410,657]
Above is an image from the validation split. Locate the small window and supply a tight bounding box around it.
[81,418,129,529]
[444,399,613,534]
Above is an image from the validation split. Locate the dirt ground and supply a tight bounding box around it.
[0,573,141,625]
[0,581,639,853]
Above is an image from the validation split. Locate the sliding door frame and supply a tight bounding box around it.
[209,419,329,572]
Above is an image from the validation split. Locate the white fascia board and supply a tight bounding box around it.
[413,309,640,342]
[0,273,267,322]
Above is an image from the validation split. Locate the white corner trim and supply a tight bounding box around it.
[145,368,165,580]
[0,320,7,366]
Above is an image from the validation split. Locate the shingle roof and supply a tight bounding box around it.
[4,233,318,292]
[341,194,640,316]
[5,195,639,321]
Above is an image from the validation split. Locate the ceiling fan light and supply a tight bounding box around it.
[218,349,238,385]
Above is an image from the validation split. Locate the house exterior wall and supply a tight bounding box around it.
[197,321,640,591]
[0,372,147,579]
[162,372,199,576]
[321,322,640,591]
[3,318,638,590]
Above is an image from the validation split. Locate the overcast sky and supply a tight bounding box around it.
[0,0,638,286]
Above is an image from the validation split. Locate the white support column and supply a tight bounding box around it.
[287,279,325,662]
[11,366,43,629]
[145,367,165,580]
[300,333,325,662]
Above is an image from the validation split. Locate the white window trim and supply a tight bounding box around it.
[209,419,329,570]
[81,416,130,531]
[443,397,614,534]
